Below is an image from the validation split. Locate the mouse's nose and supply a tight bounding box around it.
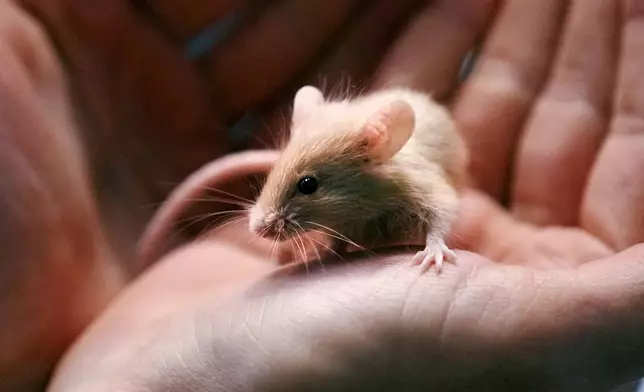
[249,205,273,236]
[250,219,272,237]
[260,216,286,239]
[263,224,279,239]
[249,205,287,239]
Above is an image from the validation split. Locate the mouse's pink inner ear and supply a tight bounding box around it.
[292,85,324,125]
[360,100,415,162]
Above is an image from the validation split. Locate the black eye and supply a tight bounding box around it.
[297,176,318,194]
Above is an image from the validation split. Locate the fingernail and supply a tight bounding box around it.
[625,0,644,16]
[227,110,261,147]
[185,10,242,59]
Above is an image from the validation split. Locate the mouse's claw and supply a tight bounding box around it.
[411,237,456,274]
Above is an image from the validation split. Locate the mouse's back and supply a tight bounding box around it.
[347,88,468,189]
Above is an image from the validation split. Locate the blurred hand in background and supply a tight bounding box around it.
[3,0,644,391]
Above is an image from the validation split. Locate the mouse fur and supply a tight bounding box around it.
[248,86,468,263]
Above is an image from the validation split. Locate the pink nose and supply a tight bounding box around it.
[259,217,286,239]
[261,224,279,239]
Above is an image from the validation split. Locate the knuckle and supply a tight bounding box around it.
[615,88,644,121]
[0,3,47,47]
[0,3,57,80]
[612,88,644,137]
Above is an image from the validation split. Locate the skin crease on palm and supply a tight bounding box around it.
[1,0,644,391]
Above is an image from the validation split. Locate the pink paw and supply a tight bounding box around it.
[411,238,456,273]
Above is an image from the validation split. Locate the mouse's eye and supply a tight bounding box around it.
[297,176,318,195]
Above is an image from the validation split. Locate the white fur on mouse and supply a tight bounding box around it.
[249,85,468,273]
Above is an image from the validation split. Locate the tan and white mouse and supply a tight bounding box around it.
[137,85,468,273]
[248,85,468,272]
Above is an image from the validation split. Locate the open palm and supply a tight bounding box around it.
[2,0,644,391]
[448,0,644,270]
[42,1,644,392]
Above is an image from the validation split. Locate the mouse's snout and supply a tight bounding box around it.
[248,205,287,240]
[261,221,282,239]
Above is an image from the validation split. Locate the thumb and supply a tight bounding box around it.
[551,244,644,387]
[448,189,533,259]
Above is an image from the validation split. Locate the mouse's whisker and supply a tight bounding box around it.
[307,227,377,257]
[201,186,255,204]
[293,232,311,274]
[305,235,339,270]
[305,228,363,256]
[268,233,279,258]
[311,237,341,260]
[292,231,307,264]
[179,196,253,208]
[284,229,300,263]
[248,224,271,244]
[303,222,366,252]
[203,215,247,238]
[174,209,246,227]
[292,222,325,269]
[306,228,354,248]
[173,210,246,244]
[176,196,245,205]
[208,196,254,208]
[286,238,297,266]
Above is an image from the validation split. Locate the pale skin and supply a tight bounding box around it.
[2,0,644,392]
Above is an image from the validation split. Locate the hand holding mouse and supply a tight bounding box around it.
[0,0,491,389]
[47,1,644,392]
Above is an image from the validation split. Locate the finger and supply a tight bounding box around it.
[0,3,122,389]
[204,0,366,120]
[306,0,419,93]
[138,150,279,270]
[452,0,569,200]
[142,0,247,41]
[449,190,531,261]
[372,0,498,101]
[0,0,66,99]
[450,190,611,267]
[26,0,227,180]
[246,0,421,150]
[47,240,275,392]
[511,0,619,226]
[582,0,644,250]
[570,243,644,386]
[250,0,497,150]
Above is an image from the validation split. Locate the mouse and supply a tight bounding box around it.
[247,85,468,273]
[136,85,468,273]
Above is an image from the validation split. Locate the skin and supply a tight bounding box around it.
[1,0,428,388]
[0,2,124,390]
[2,0,644,391]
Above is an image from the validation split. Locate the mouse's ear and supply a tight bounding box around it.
[359,100,415,162]
[292,85,324,125]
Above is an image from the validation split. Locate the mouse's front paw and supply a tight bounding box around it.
[411,237,456,274]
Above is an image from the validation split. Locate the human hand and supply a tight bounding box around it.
[18,0,442,265]
[0,0,492,389]
[447,0,643,267]
[45,1,644,391]
[0,2,123,390]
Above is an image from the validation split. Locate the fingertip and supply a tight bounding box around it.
[373,0,498,98]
